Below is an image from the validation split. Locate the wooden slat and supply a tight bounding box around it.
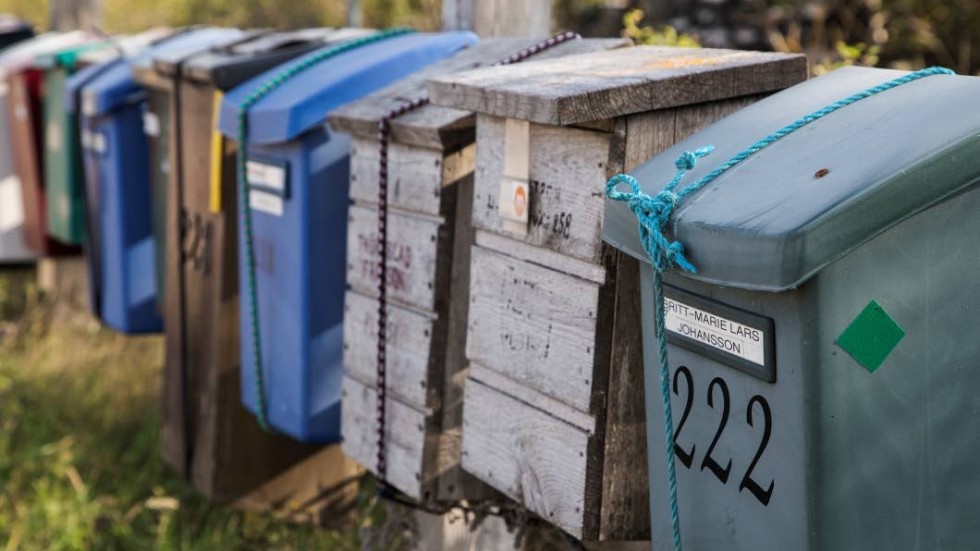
[349,142,474,217]
[343,290,435,410]
[470,363,594,432]
[328,38,629,149]
[472,0,551,39]
[473,115,611,263]
[341,375,434,501]
[475,229,606,284]
[462,374,592,539]
[428,47,807,125]
[346,203,443,311]
[466,245,601,414]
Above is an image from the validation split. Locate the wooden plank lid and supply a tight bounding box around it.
[328,37,629,150]
[428,46,807,125]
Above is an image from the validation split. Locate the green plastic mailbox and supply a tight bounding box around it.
[37,40,116,245]
[603,67,980,550]
[41,30,173,245]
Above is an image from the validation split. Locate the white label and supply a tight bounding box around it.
[82,92,97,117]
[247,160,286,192]
[143,112,160,137]
[498,176,529,223]
[13,103,26,121]
[0,82,8,97]
[82,130,106,154]
[46,120,62,151]
[250,190,283,216]
[499,118,531,235]
[664,296,766,366]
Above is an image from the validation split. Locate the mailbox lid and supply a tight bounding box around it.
[81,28,242,117]
[0,16,32,49]
[328,36,629,148]
[0,31,92,78]
[181,27,373,90]
[35,38,115,71]
[216,31,479,145]
[603,67,980,292]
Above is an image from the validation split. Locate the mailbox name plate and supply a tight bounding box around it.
[247,158,289,198]
[664,285,776,383]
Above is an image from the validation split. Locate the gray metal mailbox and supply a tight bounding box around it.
[603,66,980,550]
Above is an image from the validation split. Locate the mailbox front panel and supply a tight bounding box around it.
[237,127,349,442]
[643,268,812,550]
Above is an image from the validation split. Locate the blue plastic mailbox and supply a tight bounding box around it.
[217,31,478,442]
[71,28,243,334]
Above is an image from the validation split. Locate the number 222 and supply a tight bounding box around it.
[672,366,775,506]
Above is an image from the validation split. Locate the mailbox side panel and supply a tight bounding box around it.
[811,180,980,550]
[644,268,812,551]
[145,88,172,312]
[44,67,85,245]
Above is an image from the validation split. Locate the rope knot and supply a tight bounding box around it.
[605,175,698,275]
[675,151,698,170]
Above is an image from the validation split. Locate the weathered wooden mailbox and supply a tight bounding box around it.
[602,66,980,550]
[329,36,627,505]
[428,47,806,540]
[147,28,371,500]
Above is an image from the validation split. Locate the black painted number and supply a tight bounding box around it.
[700,377,733,483]
[739,395,775,506]
[672,366,696,469]
[669,368,775,506]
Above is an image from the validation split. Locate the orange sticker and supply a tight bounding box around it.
[513,185,527,218]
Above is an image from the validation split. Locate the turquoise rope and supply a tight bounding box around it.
[606,66,954,551]
[237,28,415,430]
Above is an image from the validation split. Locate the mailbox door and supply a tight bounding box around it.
[643,267,813,551]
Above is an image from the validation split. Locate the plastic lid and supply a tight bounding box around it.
[79,27,244,117]
[0,31,92,77]
[217,31,478,144]
[181,28,374,90]
[602,67,980,292]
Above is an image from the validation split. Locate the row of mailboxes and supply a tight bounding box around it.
[1,25,476,498]
[3,20,978,550]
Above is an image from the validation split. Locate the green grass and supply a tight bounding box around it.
[0,268,375,550]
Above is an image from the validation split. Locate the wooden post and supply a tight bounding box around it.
[441,0,472,32]
[346,0,362,28]
[428,46,807,543]
[443,0,551,38]
[48,0,102,32]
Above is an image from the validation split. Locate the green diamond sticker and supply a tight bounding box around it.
[835,300,905,373]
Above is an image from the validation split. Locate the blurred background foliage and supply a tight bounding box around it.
[0,0,975,73]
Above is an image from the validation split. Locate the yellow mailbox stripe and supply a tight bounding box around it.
[209,91,224,213]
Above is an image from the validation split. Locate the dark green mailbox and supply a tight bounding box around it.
[40,30,173,246]
[603,66,980,550]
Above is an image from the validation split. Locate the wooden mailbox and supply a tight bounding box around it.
[328,37,628,505]
[427,46,807,540]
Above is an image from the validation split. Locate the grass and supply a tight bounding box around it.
[0,267,377,550]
